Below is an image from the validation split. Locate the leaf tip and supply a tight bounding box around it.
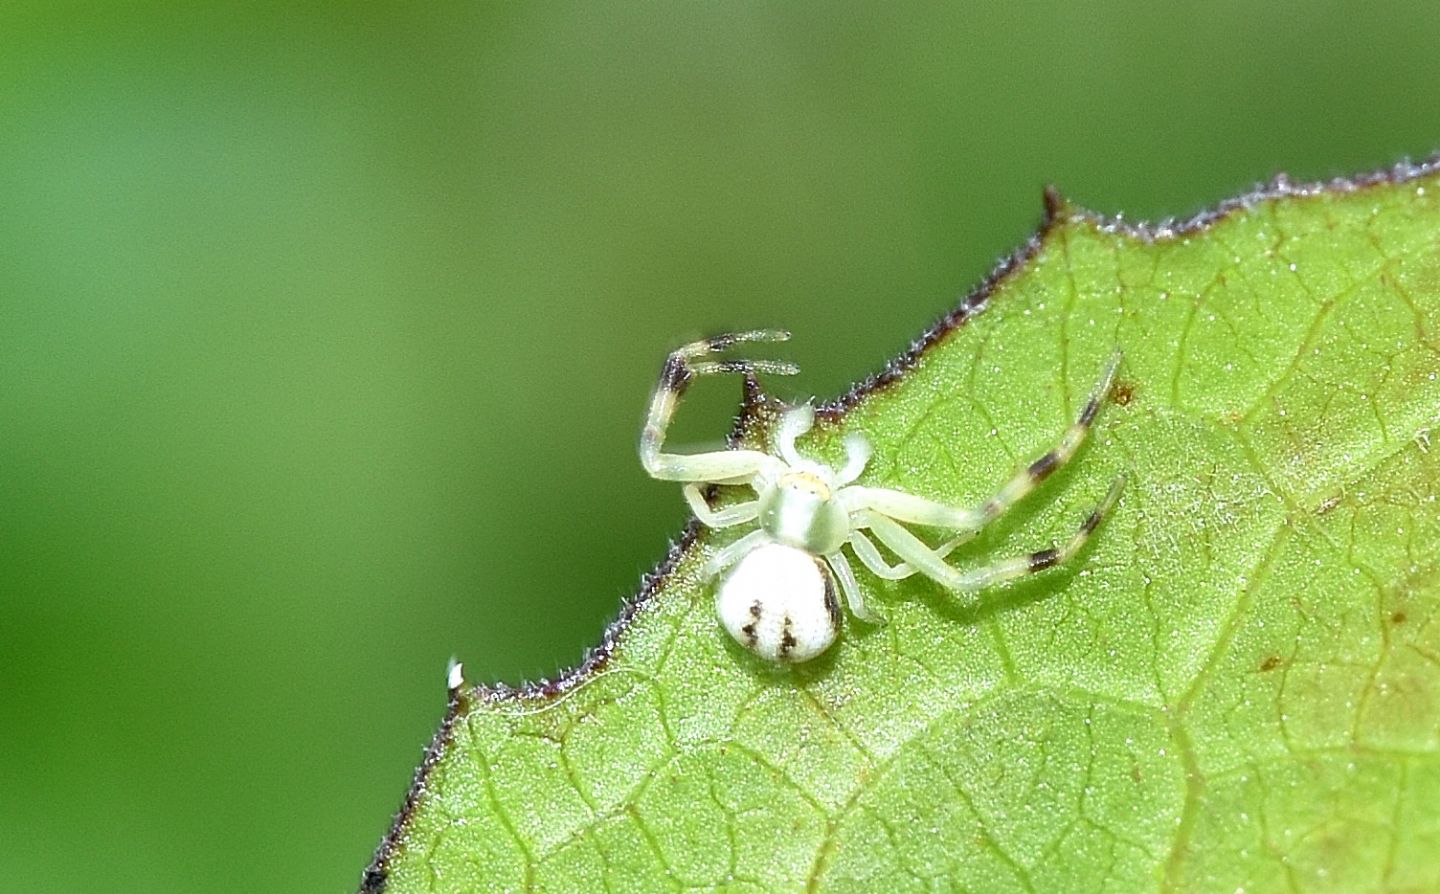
[1042,184,1071,222]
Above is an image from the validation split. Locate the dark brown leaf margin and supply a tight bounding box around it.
[358,154,1440,893]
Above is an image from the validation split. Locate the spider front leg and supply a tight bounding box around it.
[837,350,1121,531]
[856,475,1125,592]
[639,330,798,485]
[776,405,873,485]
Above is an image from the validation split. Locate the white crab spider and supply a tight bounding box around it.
[641,330,1124,663]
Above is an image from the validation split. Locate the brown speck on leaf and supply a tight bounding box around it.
[1260,655,1282,672]
[1130,764,1143,784]
[1392,610,1408,625]
[1111,380,1135,406]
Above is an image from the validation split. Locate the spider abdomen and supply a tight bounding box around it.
[714,541,840,663]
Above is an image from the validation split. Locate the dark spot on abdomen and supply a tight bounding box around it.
[742,600,762,646]
[779,615,797,658]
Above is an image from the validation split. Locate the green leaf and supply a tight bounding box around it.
[362,162,1440,894]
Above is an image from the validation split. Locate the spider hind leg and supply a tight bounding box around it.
[976,350,1122,523]
[840,351,1122,532]
[858,475,1125,593]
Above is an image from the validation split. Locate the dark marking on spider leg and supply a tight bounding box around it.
[1027,548,1061,572]
[1078,506,1105,536]
[658,354,694,395]
[642,352,702,465]
[1078,393,1104,427]
[1027,450,1061,483]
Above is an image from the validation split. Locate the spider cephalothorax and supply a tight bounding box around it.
[640,330,1124,663]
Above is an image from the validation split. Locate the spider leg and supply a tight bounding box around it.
[839,485,986,530]
[837,350,1121,531]
[857,476,1125,592]
[684,484,760,529]
[847,529,974,581]
[777,406,872,482]
[826,550,885,624]
[640,330,798,484]
[701,529,770,579]
[835,433,873,485]
[775,404,815,466]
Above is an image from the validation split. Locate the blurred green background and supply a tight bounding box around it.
[2,2,1438,891]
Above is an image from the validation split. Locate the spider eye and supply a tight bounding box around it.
[713,542,839,663]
